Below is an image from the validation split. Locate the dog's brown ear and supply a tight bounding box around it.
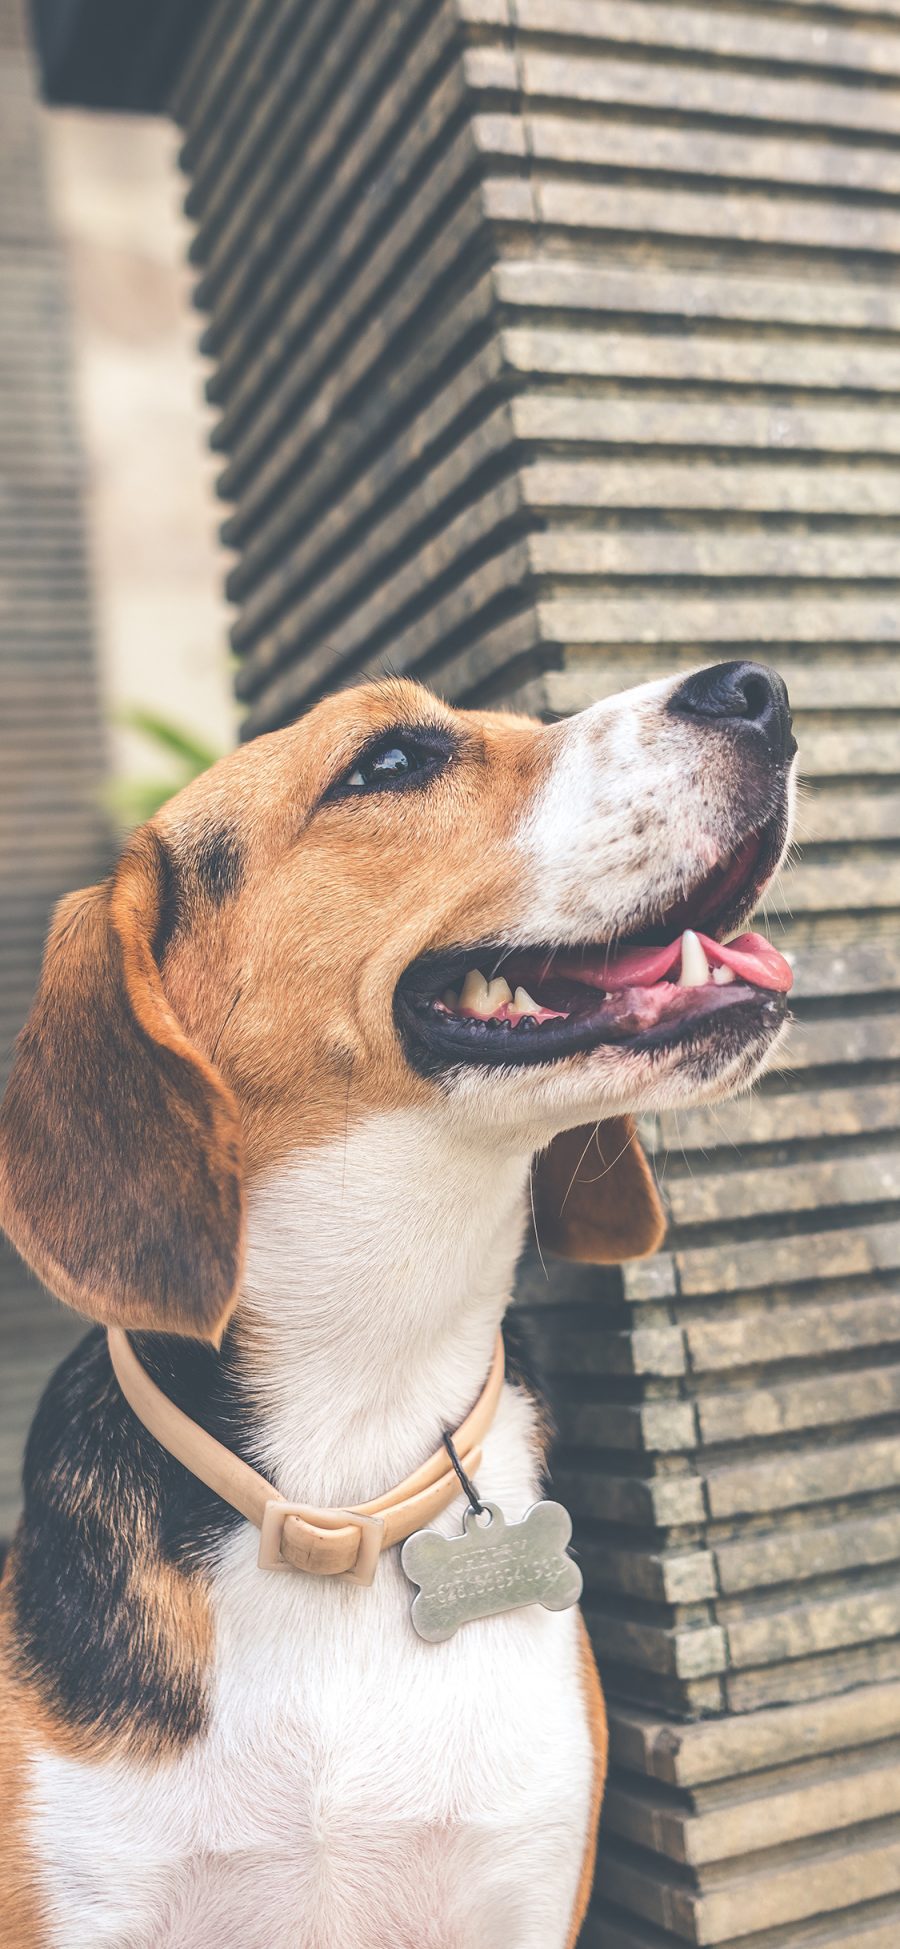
[0,828,244,1339]
[531,1118,665,1264]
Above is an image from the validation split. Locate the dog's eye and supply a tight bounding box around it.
[329,730,451,799]
[347,744,416,788]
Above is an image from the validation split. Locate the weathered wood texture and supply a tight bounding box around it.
[0,0,106,1534]
[175,1,900,1941]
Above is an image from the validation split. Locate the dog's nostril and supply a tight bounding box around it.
[668,660,796,764]
[739,673,772,722]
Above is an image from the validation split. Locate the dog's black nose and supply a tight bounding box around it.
[668,660,796,764]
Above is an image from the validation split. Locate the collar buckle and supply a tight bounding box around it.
[258,1498,385,1585]
[340,1511,386,1587]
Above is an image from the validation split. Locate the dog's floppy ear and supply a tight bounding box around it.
[531,1118,665,1264]
[0,828,244,1339]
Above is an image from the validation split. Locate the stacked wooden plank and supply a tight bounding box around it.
[174,1,900,1941]
[0,0,106,1535]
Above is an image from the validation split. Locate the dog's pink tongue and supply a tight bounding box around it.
[563,931,793,993]
[712,933,793,992]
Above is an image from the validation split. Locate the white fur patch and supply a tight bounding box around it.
[516,675,729,947]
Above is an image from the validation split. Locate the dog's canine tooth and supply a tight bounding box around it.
[513,986,541,1017]
[677,930,710,988]
[442,989,459,1009]
[712,964,736,985]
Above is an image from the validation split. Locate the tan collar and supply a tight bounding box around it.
[107,1328,505,1587]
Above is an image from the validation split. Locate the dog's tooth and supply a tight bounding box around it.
[677,930,710,988]
[459,969,492,1016]
[442,989,459,1009]
[712,964,736,985]
[485,976,513,1014]
[513,985,541,1017]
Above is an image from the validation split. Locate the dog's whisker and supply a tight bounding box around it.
[559,1124,601,1211]
[575,1123,637,1190]
[210,985,242,1065]
[342,1058,354,1201]
[528,1164,550,1281]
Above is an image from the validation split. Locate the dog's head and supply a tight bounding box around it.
[0,661,796,1340]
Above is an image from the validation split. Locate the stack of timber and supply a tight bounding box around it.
[0,0,105,1535]
[174,1,900,1942]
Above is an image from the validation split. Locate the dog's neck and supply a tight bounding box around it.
[238,1109,535,1508]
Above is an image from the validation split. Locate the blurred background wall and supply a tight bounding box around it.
[42,109,234,782]
[0,0,231,1531]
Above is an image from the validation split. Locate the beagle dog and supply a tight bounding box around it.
[0,661,796,1949]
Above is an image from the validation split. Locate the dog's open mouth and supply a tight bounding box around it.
[397,824,792,1072]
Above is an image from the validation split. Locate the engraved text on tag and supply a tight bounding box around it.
[401,1500,582,1642]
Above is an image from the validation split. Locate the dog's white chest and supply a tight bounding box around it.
[30,1413,594,1949]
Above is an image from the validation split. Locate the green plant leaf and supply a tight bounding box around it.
[105,706,228,828]
[103,777,186,827]
[119,706,222,773]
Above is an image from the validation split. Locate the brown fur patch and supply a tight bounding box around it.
[566,1614,608,1949]
[532,1117,665,1266]
[0,830,244,1339]
[0,1601,48,1947]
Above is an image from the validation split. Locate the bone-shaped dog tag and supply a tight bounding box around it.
[401,1500,583,1642]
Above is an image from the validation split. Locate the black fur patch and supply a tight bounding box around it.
[195,826,244,906]
[6,1319,552,1752]
[5,1326,258,1752]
